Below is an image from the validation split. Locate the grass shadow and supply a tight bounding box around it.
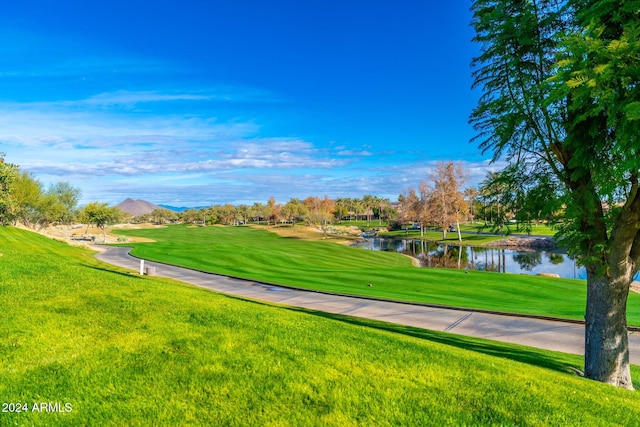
[223,294,585,376]
[300,307,582,374]
[80,262,149,280]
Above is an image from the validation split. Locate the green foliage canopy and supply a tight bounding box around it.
[470,0,640,388]
[0,155,18,225]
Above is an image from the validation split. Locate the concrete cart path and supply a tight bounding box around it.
[95,246,640,364]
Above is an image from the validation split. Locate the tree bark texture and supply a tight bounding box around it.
[584,273,633,389]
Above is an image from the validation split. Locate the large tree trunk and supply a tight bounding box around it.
[584,270,633,390]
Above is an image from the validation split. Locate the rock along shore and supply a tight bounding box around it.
[482,236,556,250]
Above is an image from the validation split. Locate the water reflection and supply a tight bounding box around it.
[353,237,584,279]
[512,251,542,271]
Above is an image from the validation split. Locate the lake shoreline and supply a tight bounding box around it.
[480,236,556,250]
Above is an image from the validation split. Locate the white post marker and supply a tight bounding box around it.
[140,259,145,275]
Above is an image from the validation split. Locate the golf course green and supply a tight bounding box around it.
[113,224,640,325]
[2,225,639,425]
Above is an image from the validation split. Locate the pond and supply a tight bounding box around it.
[352,237,586,279]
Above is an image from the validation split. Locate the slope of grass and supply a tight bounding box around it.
[113,225,640,325]
[379,228,505,244]
[460,222,558,236]
[381,222,556,241]
[2,226,640,425]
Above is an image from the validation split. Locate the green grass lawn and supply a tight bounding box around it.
[113,224,640,325]
[380,228,506,245]
[333,219,390,228]
[378,222,556,241]
[2,226,640,425]
[460,222,558,236]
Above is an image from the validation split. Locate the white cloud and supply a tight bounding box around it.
[70,91,216,107]
[0,82,498,207]
[0,104,257,149]
[336,149,373,156]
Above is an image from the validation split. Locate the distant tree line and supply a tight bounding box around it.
[2,154,562,236]
[131,160,556,236]
[129,195,395,230]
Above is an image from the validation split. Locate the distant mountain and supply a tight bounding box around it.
[116,198,163,216]
[158,204,188,213]
[159,204,208,213]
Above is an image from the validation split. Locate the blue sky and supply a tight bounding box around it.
[0,0,498,207]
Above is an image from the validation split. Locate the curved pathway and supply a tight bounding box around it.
[95,246,640,364]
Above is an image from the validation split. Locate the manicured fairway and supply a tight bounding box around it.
[2,226,640,425]
[381,222,557,241]
[379,228,506,244]
[114,224,640,325]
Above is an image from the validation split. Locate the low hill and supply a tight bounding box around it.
[116,198,162,216]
